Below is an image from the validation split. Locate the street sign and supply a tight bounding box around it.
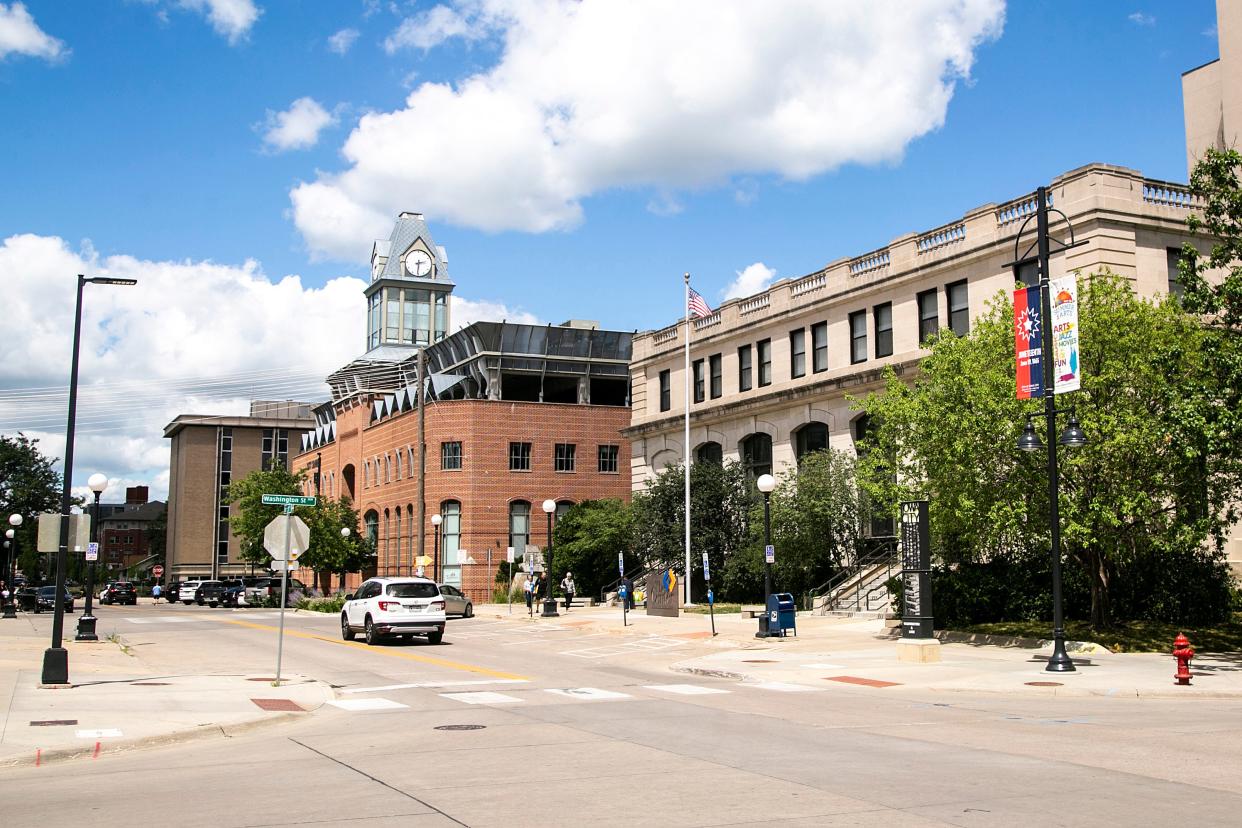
[152,564,164,578]
[701,551,710,581]
[85,542,99,562]
[764,544,775,564]
[618,552,625,576]
[261,494,317,507]
[263,515,310,561]
[36,513,91,553]
[506,546,515,563]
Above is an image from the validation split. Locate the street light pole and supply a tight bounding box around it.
[540,499,559,617]
[431,513,442,583]
[42,273,137,685]
[7,514,23,618]
[755,474,776,638]
[76,474,108,641]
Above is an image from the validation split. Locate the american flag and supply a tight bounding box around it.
[688,287,713,319]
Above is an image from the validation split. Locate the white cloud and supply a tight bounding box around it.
[260,97,338,152]
[646,192,683,217]
[0,2,67,61]
[178,0,261,45]
[0,233,535,498]
[328,27,360,55]
[293,0,1005,261]
[1128,12,1155,27]
[723,262,777,302]
[383,4,487,53]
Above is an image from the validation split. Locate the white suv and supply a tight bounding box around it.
[178,580,204,605]
[342,577,447,646]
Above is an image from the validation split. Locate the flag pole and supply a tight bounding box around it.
[683,272,693,607]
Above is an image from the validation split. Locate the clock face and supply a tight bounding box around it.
[405,250,433,277]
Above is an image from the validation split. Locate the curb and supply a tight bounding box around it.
[882,629,1112,654]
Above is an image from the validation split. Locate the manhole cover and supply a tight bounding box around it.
[742,659,777,663]
[30,720,78,727]
[1025,681,1063,687]
[131,682,170,686]
[435,724,486,731]
[247,677,277,682]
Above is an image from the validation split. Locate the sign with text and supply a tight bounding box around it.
[764,545,775,564]
[85,542,99,562]
[261,494,317,507]
[1014,285,1044,399]
[1050,275,1081,394]
[701,551,710,581]
[900,500,934,639]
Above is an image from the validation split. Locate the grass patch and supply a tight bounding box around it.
[954,613,1242,653]
[683,603,742,615]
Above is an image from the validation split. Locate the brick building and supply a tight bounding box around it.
[97,485,166,573]
[291,213,633,600]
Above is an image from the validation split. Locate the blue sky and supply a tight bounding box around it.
[0,1,1222,498]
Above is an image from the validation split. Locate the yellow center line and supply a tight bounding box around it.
[219,618,529,681]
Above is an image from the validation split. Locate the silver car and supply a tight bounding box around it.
[437,584,473,618]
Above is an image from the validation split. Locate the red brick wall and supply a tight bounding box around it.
[294,398,631,602]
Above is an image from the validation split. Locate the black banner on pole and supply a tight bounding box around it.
[900,500,934,639]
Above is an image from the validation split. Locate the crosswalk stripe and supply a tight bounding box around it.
[643,684,731,695]
[746,681,821,692]
[342,679,529,694]
[440,691,524,705]
[544,687,631,700]
[328,698,409,711]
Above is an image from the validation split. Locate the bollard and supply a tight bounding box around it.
[1173,633,1194,686]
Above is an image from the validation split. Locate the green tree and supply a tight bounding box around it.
[300,495,365,594]
[0,434,63,580]
[146,506,167,566]
[548,499,633,598]
[632,460,753,601]
[224,464,304,566]
[858,270,1231,629]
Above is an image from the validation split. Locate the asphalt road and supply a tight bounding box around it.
[5,602,1242,827]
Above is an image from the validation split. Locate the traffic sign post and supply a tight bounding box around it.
[260,499,313,687]
[152,564,164,579]
[506,546,514,615]
[618,552,626,628]
[702,551,716,637]
[85,542,99,562]
[261,494,317,507]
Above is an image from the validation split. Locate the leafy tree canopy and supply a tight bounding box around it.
[548,498,633,598]
[1,434,64,579]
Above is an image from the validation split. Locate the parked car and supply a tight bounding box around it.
[219,578,255,607]
[194,580,225,607]
[437,583,473,618]
[35,585,75,613]
[101,581,138,605]
[341,577,446,645]
[246,576,308,607]
[178,580,204,605]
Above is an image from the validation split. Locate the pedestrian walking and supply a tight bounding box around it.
[561,572,575,611]
[152,582,162,604]
[621,575,635,611]
[524,575,534,616]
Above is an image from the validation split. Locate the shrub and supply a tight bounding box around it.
[297,593,347,614]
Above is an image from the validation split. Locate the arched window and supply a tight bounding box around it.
[364,509,379,573]
[740,433,772,478]
[509,501,531,562]
[394,506,403,572]
[382,509,391,574]
[795,422,830,462]
[441,500,461,566]
[852,415,894,536]
[396,450,403,480]
[555,499,574,522]
[695,442,723,464]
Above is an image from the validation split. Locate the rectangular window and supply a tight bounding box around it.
[874,302,893,358]
[1167,247,1185,299]
[692,359,705,403]
[555,443,576,472]
[917,289,939,344]
[811,322,828,373]
[790,329,806,378]
[850,310,867,364]
[509,442,532,471]
[598,444,619,473]
[738,345,753,392]
[709,354,722,398]
[659,369,671,412]
[757,339,772,387]
[441,441,462,471]
[947,280,969,335]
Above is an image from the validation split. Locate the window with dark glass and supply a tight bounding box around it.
[790,329,806,378]
[696,441,723,464]
[554,443,576,472]
[692,359,705,403]
[441,441,462,470]
[757,339,772,387]
[509,442,532,471]
[811,322,828,373]
[853,415,895,536]
[947,280,969,335]
[1167,247,1185,299]
[598,444,619,473]
[849,311,867,364]
[509,501,530,555]
[659,369,671,412]
[874,302,893,358]
[740,433,773,478]
[795,422,830,461]
[709,354,722,398]
[738,345,753,391]
[917,289,939,344]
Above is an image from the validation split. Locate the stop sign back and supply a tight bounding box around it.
[152,564,164,578]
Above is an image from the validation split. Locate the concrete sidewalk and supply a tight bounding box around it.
[475,602,1242,700]
[0,611,332,769]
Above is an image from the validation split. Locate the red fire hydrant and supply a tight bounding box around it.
[1173,633,1194,686]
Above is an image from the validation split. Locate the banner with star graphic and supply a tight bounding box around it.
[1014,285,1044,399]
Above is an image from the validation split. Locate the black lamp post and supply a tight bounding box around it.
[755,473,777,638]
[431,513,442,583]
[3,520,16,619]
[540,499,559,617]
[1011,187,1088,674]
[42,273,137,686]
[76,473,108,641]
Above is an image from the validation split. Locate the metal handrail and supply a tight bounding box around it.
[599,564,655,604]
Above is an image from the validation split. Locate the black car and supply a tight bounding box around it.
[219,578,258,607]
[194,580,225,607]
[101,581,138,605]
[34,585,75,613]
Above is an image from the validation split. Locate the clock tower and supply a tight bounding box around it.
[365,212,455,354]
